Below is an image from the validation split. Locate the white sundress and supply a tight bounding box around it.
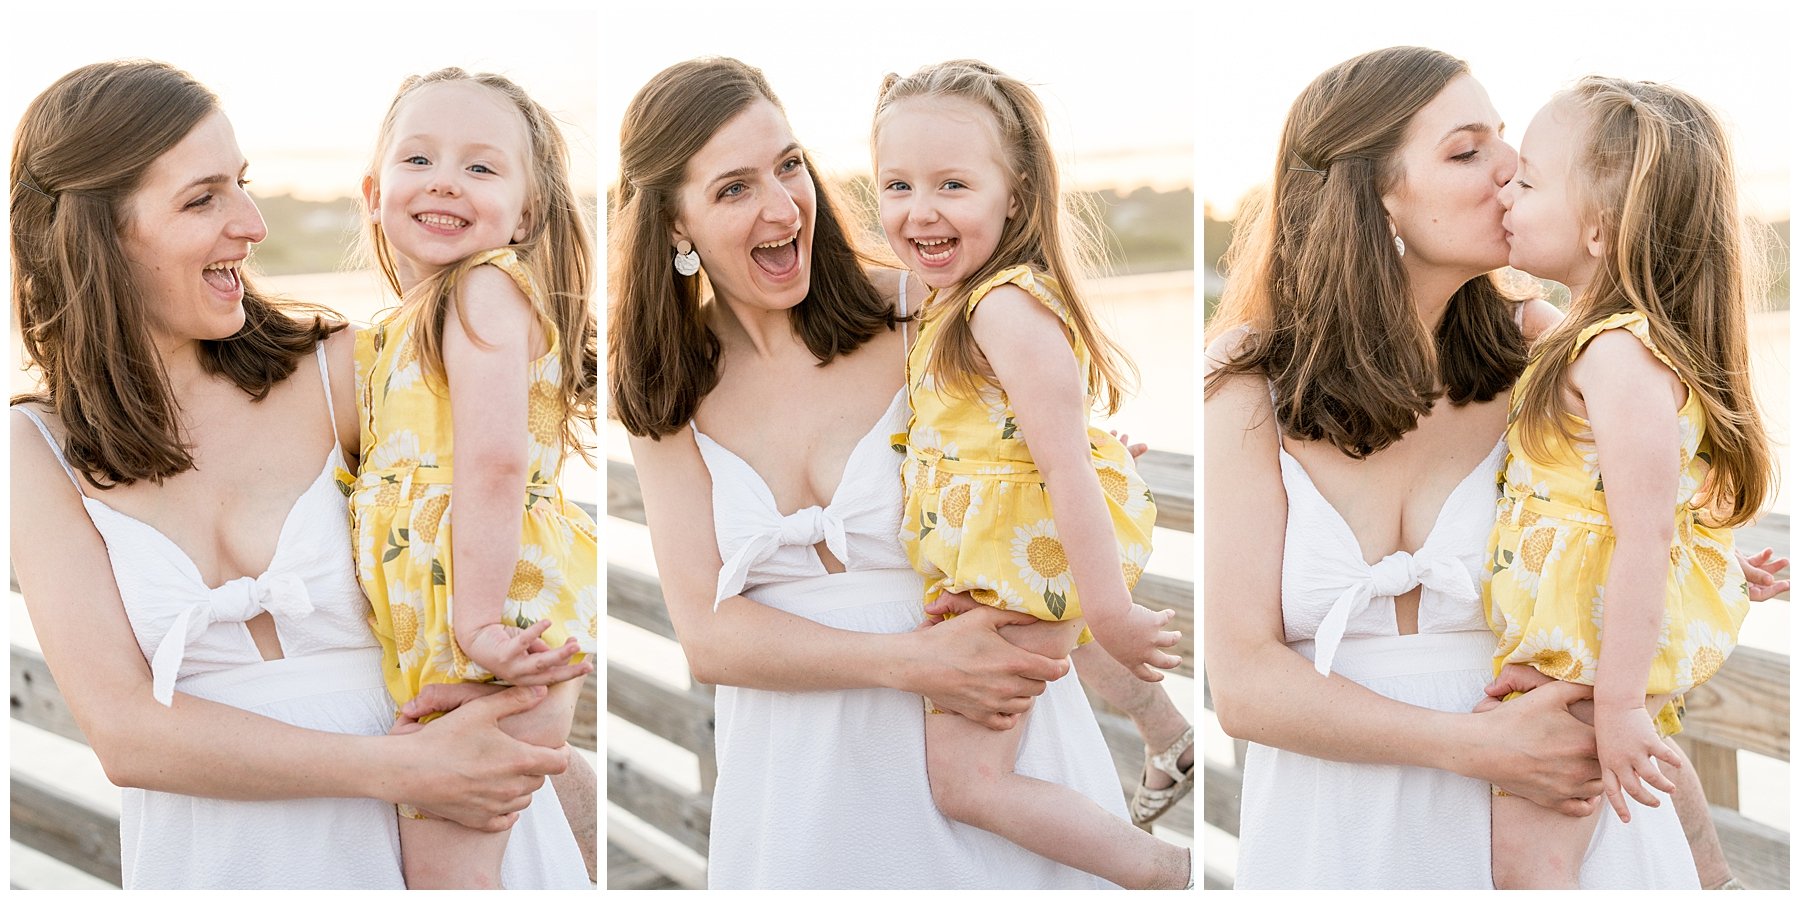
[695,272,1127,889]
[16,343,586,889]
[1232,377,1699,889]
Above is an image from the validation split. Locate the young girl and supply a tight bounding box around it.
[875,60,1190,890]
[1486,77,1771,888]
[347,68,598,888]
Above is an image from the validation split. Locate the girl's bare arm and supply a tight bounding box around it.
[968,283,1178,679]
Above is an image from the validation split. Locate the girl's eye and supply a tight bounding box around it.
[468,164,494,175]
[942,180,967,191]
[405,155,429,166]
[885,180,911,193]
[1513,179,1532,190]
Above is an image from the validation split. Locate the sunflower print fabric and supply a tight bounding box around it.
[339,248,597,709]
[899,265,1155,645]
[1484,312,1748,736]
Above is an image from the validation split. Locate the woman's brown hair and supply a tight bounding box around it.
[361,68,598,460]
[609,57,894,439]
[872,60,1137,413]
[1206,46,1528,458]
[10,59,342,489]
[1513,77,1772,526]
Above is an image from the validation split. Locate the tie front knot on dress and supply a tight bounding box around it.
[150,571,315,706]
[1312,550,1477,677]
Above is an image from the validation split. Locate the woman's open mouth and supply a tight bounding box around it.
[751,232,801,279]
[201,258,244,297]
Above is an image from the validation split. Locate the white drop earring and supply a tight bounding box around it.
[673,240,700,276]
[1393,232,1405,257]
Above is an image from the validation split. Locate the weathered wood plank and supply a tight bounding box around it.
[607,661,713,755]
[10,771,122,887]
[1681,645,1788,762]
[605,751,711,856]
[609,452,1197,534]
[1713,804,1790,890]
[1676,738,1741,812]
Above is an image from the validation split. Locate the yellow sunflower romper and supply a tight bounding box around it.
[1484,312,1749,737]
[341,247,597,715]
[899,265,1156,648]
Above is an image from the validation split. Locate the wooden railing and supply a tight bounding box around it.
[7,501,600,888]
[1201,512,1792,890]
[606,450,1196,887]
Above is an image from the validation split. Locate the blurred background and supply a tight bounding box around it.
[1200,0,1791,888]
[5,3,599,888]
[601,1,1199,888]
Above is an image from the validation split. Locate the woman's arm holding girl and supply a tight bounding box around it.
[629,429,1067,730]
[967,283,1179,680]
[1202,359,1601,816]
[10,412,565,832]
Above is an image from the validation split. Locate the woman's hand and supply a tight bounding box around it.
[387,684,572,832]
[1739,547,1790,601]
[1592,699,1682,823]
[1468,681,1606,817]
[911,601,1070,731]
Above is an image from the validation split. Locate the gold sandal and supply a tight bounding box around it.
[1130,725,1195,826]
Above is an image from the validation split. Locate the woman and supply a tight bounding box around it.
[610,57,1176,888]
[1203,46,1778,889]
[9,60,593,888]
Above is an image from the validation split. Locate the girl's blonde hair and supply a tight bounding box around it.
[873,59,1135,414]
[1514,77,1773,526]
[362,68,596,459]
[1204,46,1528,459]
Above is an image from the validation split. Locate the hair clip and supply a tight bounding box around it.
[16,179,56,202]
[1286,155,1329,179]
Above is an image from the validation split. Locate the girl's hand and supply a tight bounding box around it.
[388,685,572,831]
[1592,700,1682,823]
[923,590,982,624]
[1085,604,1181,682]
[911,604,1070,730]
[1474,663,1556,711]
[393,681,509,730]
[1108,430,1149,461]
[459,619,592,687]
[1739,547,1791,601]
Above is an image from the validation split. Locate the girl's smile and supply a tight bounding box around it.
[876,95,1017,292]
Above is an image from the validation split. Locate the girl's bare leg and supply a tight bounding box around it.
[399,677,584,888]
[925,706,1189,888]
[1072,643,1192,790]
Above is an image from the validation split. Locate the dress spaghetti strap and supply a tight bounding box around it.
[14,406,85,496]
[313,340,339,446]
[897,269,911,361]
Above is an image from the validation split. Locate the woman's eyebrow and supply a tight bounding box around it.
[707,143,801,189]
[177,161,249,193]
[1438,122,1499,145]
